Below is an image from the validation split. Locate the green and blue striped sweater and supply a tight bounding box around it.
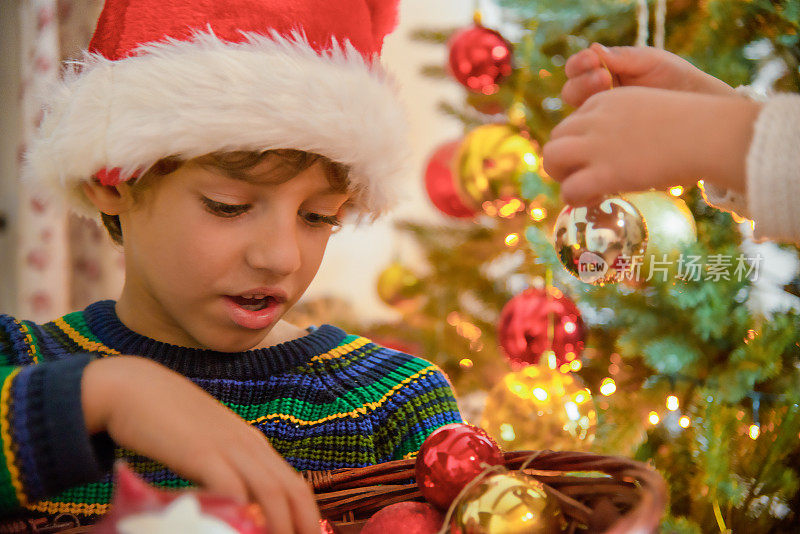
[0,300,462,524]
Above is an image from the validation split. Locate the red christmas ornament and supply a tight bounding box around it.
[94,462,268,533]
[424,141,478,218]
[447,25,513,95]
[361,502,443,534]
[415,423,504,510]
[497,287,585,368]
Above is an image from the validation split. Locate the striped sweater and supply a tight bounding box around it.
[0,300,462,525]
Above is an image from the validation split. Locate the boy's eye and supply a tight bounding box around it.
[300,210,342,228]
[201,197,250,217]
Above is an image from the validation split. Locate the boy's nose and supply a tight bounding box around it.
[245,222,302,277]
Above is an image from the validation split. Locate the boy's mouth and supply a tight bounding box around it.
[228,295,276,311]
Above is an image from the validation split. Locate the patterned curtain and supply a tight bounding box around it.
[16,0,123,323]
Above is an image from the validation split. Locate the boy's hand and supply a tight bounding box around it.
[82,356,321,534]
[561,43,735,108]
[543,87,759,206]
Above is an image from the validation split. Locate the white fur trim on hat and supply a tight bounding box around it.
[23,30,410,219]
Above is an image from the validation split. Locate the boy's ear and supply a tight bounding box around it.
[81,180,136,215]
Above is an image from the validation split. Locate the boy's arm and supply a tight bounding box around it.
[0,320,115,513]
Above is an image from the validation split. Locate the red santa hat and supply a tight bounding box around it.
[24,0,409,218]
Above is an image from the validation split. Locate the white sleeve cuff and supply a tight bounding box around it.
[745,93,800,243]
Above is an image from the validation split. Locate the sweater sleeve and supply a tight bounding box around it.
[702,89,800,244]
[372,359,464,461]
[0,321,116,513]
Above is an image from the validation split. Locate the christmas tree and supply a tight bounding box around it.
[349,1,800,532]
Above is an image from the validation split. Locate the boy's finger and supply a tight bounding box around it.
[542,138,587,183]
[287,479,322,534]
[564,48,601,78]
[561,69,613,108]
[197,457,250,504]
[250,481,293,534]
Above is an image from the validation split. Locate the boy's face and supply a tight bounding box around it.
[116,156,349,352]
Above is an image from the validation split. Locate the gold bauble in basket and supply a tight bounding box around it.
[450,472,561,534]
[481,365,596,451]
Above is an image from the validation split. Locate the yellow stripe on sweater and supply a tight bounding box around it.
[53,319,120,356]
[10,320,38,365]
[249,365,438,427]
[310,336,371,362]
[26,500,109,516]
[0,368,25,506]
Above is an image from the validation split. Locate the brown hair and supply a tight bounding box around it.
[101,149,350,245]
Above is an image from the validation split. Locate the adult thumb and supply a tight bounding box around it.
[589,43,651,83]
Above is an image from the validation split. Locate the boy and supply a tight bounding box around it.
[0,1,463,532]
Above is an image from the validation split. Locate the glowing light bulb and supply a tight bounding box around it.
[599,378,616,396]
[679,416,691,428]
[666,395,679,411]
[648,411,660,425]
[530,207,546,221]
[459,358,473,369]
[523,152,537,166]
[669,186,684,196]
[570,360,582,371]
[505,233,520,246]
[749,424,760,440]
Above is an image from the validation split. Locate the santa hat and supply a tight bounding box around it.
[24,0,409,218]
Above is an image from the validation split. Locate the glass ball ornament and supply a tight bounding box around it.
[497,288,585,368]
[424,140,478,218]
[415,423,504,510]
[553,198,648,285]
[456,124,540,210]
[376,262,425,311]
[626,191,696,280]
[450,472,561,534]
[448,24,513,95]
[480,366,596,452]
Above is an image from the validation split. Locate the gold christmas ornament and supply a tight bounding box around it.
[456,124,540,210]
[553,198,648,285]
[376,262,425,310]
[626,190,696,260]
[450,472,561,534]
[481,365,596,452]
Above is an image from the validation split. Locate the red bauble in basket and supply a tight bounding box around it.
[497,287,585,368]
[447,25,513,95]
[414,423,504,510]
[361,502,443,534]
[424,140,477,218]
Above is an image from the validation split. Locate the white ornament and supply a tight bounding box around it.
[118,494,238,534]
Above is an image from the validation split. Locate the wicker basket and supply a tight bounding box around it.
[307,450,667,534]
[7,449,666,534]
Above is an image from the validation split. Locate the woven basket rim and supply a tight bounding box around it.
[306,449,667,534]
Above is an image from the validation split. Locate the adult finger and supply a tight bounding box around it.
[549,111,593,141]
[542,137,588,183]
[561,69,613,108]
[560,167,614,207]
[564,48,602,78]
